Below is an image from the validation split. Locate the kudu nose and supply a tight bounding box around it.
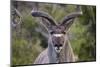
[54,44,63,53]
[54,44,62,48]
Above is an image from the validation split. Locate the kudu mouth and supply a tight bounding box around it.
[54,44,63,53]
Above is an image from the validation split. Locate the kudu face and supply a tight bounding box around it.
[31,11,82,53]
[49,25,66,53]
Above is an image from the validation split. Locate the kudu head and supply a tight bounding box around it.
[31,10,82,54]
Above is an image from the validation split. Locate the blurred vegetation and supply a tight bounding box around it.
[11,1,96,65]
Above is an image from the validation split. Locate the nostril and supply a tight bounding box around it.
[54,44,62,47]
[54,44,58,47]
[59,44,62,47]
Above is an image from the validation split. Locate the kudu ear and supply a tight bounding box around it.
[60,11,82,31]
[31,11,56,30]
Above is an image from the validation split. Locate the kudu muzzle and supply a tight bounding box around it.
[51,33,65,53]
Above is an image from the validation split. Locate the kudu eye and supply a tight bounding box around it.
[62,31,66,34]
[50,31,54,34]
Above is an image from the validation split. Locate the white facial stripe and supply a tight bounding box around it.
[53,34,63,37]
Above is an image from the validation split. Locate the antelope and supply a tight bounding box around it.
[31,10,82,64]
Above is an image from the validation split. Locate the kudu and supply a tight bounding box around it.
[31,9,82,64]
